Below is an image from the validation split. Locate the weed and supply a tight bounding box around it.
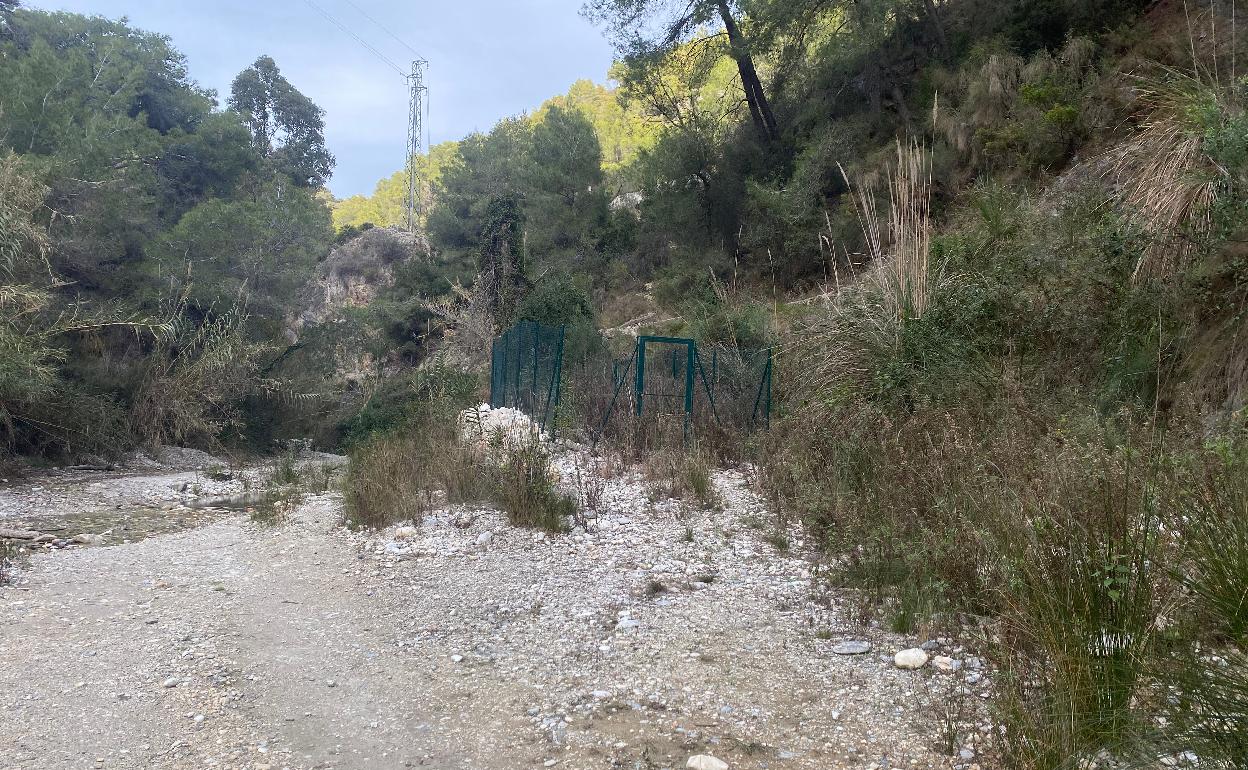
[266,450,302,488]
[930,679,970,757]
[204,464,233,481]
[0,541,23,585]
[343,434,432,529]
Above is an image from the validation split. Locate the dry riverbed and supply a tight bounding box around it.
[0,448,995,769]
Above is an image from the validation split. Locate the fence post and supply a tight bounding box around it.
[683,342,695,442]
[634,337,647,417]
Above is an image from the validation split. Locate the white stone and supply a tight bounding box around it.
[932,655,962,672]
[687,755,729,770]
[393,526,417,541]
[894,648,929,670]
[476,531,494,546]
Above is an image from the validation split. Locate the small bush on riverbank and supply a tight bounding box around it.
[342,374,481,529]
[343,433,433,529]
[489,436,576,532]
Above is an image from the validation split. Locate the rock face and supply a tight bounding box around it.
[894,648,930,670]
[290,227,429,341]
[283,227,431,383]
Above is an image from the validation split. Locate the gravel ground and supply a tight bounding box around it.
[0,451,995,770]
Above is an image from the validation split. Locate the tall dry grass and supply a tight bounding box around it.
[840,139,935,322]
[1106,71,1226,280]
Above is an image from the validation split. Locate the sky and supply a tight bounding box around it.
[24,0,617,198]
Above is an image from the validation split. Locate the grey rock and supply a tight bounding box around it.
[932,655,962,673]
[831,640,871,655]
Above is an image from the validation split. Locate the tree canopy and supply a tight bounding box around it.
[230,55,335,188]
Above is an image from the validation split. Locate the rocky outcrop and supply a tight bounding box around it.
[286,226,429,344]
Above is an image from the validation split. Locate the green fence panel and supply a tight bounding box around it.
[489,320,566,433]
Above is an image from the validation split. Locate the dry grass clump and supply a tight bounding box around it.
[643,445,717,508]
[1106,71,1226,280]
[488,435,576,532]
[840,140,934,322]
[343,433,435,529]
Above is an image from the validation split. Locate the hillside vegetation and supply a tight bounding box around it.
[4,0,1248,764]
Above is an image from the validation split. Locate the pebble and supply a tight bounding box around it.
[894,648,929,670]
[687,755,729,770]
[162,677,179,688]
[476,531,493,546]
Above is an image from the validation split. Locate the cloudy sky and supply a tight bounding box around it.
[24,0,617,197]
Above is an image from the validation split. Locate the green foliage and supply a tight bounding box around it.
[517,274,601,362]
[0,152,149,456]
[0,8,338,458]
[149,175,332,333]
[536,79,658,174]
[229,55,335,188]
[340,366,477,449]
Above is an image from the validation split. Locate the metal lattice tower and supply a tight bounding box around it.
[404,59,429,232]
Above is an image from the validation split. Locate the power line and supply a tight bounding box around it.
[337,0,423,60]
[300,0,406,77]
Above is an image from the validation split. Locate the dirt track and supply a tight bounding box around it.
[0,462,988,769]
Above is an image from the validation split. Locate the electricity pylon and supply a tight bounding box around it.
[404,59,428,232]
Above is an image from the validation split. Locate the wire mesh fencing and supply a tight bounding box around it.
[488,320,565,433]
[488,323,772,451]
[574,336,772,451]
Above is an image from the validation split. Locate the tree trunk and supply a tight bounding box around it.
[921,0,951,59]
[715,1,778,143]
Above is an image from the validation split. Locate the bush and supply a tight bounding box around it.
[343,433,432,529]
[516,273,602,362]
[488,436,576,532]
[342,373,485,529]
[339,366,477,449]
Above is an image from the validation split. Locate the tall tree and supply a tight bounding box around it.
[0,1,19,42]
[583,0,779,143]
[229,56,334,188]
